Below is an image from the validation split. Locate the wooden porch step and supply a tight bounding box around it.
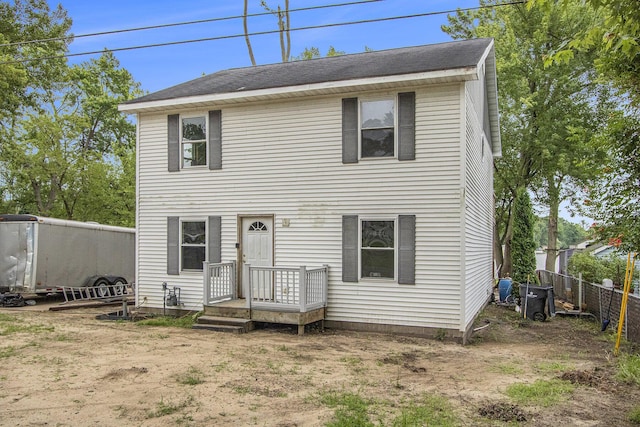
[193,315,254,334]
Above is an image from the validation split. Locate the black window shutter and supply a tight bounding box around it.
[208,110,222,170]
[168,114,180,172]
[208,216,222,264]
[398,92,416,161]
[342,98,358,164]
[342,215,359,282]
[167,216,179,275]
[398,215,416,284]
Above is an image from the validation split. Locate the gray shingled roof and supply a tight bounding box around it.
[124,38,492,105]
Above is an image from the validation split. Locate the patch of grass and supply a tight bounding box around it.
[114,405,128,418]
[177,366,205,385]
[340,356,366,374]
[152,333,170,339]
[232,385,251,395]
[319,390,374,427]
[175,414,194,425]
[492,361,524,375]
[391,395,458,427]
[505,379,574,407]
[628,405,640,425]
[340,356,362,365]
[535,361,571,374]
[0,315,54,336]
[136,315,195,328]
[212,361,228,372]
[617,353,640,386]
[0,346,16,359]
[146,396,193,418]
[266,360,283,374]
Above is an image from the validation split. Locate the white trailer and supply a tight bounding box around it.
[0,214,135,295]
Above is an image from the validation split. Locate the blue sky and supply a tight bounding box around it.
[51,0,478,94]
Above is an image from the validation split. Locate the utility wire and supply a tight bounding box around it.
[0,1,526,65]
[0,0,383,48]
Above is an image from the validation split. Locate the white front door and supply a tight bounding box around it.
[241,217,274,298]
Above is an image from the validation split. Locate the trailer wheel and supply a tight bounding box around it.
[94,279,110,298]
[114,280,126,295]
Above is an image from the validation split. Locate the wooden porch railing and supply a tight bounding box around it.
[203,261,237,305]
[246,265,329,312]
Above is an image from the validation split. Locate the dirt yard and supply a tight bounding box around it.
[1,298,638,426]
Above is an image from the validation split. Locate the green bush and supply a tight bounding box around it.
[567,252,605,284]
[568,252,637,287]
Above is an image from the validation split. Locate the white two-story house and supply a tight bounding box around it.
[119,38,501,343]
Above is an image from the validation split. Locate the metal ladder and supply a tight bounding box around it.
[61,283,133,303]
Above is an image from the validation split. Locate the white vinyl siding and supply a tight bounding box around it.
[136,85,464,329]
[462,80,495,332]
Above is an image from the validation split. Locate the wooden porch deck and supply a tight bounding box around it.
[200,299,326,335]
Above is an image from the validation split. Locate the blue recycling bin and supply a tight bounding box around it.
[498,278,513,303]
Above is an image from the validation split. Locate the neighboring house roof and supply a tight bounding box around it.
[591,245,619,258]
[119,38,500,155]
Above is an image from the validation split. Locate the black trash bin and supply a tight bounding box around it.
[519,284,554,321]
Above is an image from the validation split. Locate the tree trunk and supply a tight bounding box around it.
[277,6,286,62]
[243,0,256,66]
[494,219,504,277]
[501,211,515,278]
[545,183,560,272]
[284,0,290,60]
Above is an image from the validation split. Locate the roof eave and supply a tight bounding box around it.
[118,67,478,114]
[479,40,502,158]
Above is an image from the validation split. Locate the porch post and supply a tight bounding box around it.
[323,264,329,307]
[231,260,237,299]
[245,264,252,309]
[203,261,210,306]
[299,266,307,312]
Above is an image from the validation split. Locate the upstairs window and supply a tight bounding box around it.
[361,99,395,158]
[342,93,413,164]
[181,116,207,167]
[168,111,221,172]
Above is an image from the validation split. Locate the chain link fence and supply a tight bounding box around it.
[538,270,640,343]
[537,270,640,344]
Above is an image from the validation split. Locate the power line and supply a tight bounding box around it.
[0,0,383,48]
[0,1,526,65]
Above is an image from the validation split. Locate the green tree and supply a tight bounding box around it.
[0,0,71,213]
[586,114,640,252]
[0,0,70,122]
[511,189,537,284]
[534,216,589,249]
[1,48,141,226]
[291,45,345,61]
[530,0,640,252]
[443,0,612,274]
[530,0,639,104]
